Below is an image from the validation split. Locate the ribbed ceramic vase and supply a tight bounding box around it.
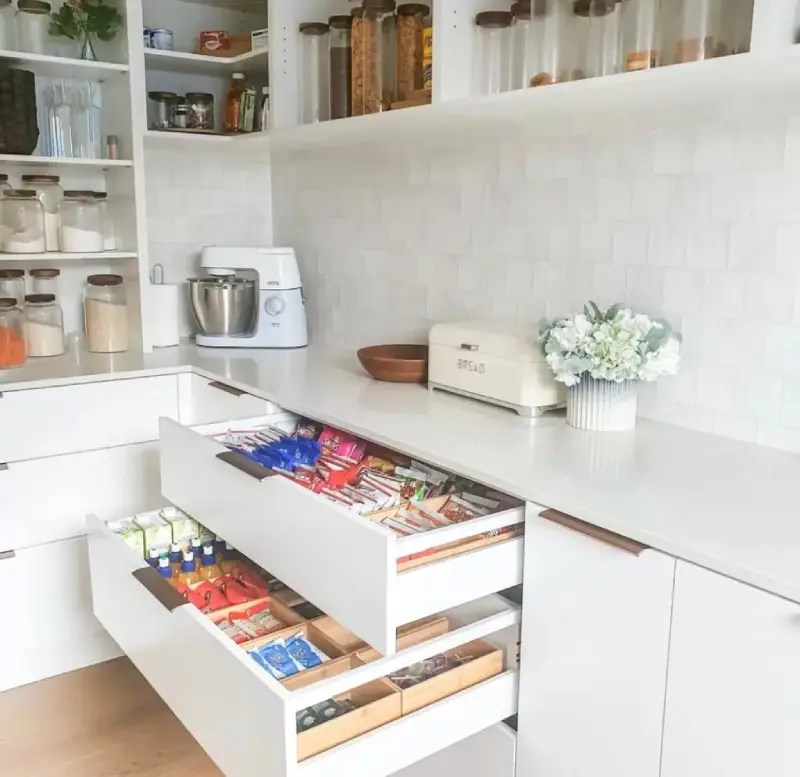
[567,377,638,432]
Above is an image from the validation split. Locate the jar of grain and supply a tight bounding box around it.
[84,274,129,353]
[59,190,103,253]
[475,11,513,96]
[24,293,64,357]
[329,14,353,120]
[21,174,62,252]
[92,191,117,250]
[529,0,572,86]
[353,0,397,116]
[299,22,331,124]
[579,0,622,78]
[396,4,428,102]
[0,297,25,368]
[673,0,721,63]
[28,267,60,297]
[1,189,45,253]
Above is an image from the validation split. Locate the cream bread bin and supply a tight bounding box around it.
[428,321,565,417]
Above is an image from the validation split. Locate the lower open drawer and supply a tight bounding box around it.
[87,515,520,777]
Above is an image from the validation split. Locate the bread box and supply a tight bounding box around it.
[428,321,565,417]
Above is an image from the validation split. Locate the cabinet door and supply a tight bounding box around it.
[516,508,675,777]
[661,562,800,777]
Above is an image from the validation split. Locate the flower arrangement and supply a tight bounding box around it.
[540,302,681,387]
[50,0,123,61]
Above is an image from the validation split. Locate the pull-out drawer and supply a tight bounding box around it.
[87,516,520,777]
[178,373,278,426]
[160,417,530,656]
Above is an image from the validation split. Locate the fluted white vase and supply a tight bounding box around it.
[567,377,638,432]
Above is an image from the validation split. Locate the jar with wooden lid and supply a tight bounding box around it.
[92,191,117,250]
[621,0,660,71]
[396,4,429,102]
[352,0,397,116]
[299,22,331,124]
[84,274,129,353]
[577,0,622,78]
[510,1,533,90]
[24,293,64,357]
[0,297,25,368]
[474,11,513,96]
[529,0,573,86]
[1,189,45,253]
[16,0,50,54]
[672,0,721,63]
[28,267,60,297]
[329,15,353,120]
[0,268,24,304]
[59,190,103,253]
[21,174,62,252]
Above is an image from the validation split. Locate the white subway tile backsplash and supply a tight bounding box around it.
[272,112,800,452]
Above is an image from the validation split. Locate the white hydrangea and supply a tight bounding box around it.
[540,303,681,386]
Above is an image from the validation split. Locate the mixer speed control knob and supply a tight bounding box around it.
[264,296,285,317]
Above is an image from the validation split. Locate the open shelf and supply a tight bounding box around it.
[0,252,138,262]
[144,129,235,144]
[144,47,267,75]
[0,50,129,80]
[0,155,133,168]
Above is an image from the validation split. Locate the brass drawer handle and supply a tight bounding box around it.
[540,509,648,556]
[217,450,276,482]
[208,381,247,398]
[132,567,186,612]
[0,463,8,472]
[0,550,16,562]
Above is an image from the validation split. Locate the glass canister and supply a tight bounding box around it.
[717,0,753,56]
[474,11,513,96]
[580,0,622,79]
[529,0,572,86]
[352,0,397,116]
[59,190,103,253]
[1,190,46,254]
[621,0,660,70]
[28,267,60,297]
[0,297,25,368]
[185,92,215,131]
[93,191,116,251]
[24,293,64,357]
[148,91,177,130]
[21,174,63,252]
[510,1,534,90]
[396,3,429,101]
[84,274,129,353]
[16,0,50,54]
[0,175,11,197]
[299,22,331,124]
[673,0,721,63]
[0,268,25,304]
[329,15,353,120]
[0,0,15,51]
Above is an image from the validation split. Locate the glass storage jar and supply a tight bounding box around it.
[185,92,215,131]
[0,297,25,368]
[93,191,116,251]
[148,91,177,130]
[622,0,660,70]
[299,22,331,124]
[352,0,397,116]
[717,0,753,57]
[673,0,721,62]
[329,15,353,119]
[396,3,428,101]
[2,190,45,254]
[21,174,63,252]
[580,0,622,79]
[0,268,25,304]
[24,293,64,357]
[59,190,103,253]
[529,0,573,86]
[84,274,129,353]
[28,267,60,297]
[16,0,50,54]
[474,11,513,96]
[0,174,11,197]
[510,1,533,90]
[0,0,15,51]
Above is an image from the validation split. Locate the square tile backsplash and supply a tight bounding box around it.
[272,110,800,452]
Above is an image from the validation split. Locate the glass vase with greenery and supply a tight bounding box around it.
[49,0,123,61]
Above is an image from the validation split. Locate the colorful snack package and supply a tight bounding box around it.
[228,564,270,596]
[214,575,261,605]
[180,581,231,613]
[250,641,299,679]
[285,634,328,670]
[216,618,251,645]
[296,419,324,441]
[318,427,367,461]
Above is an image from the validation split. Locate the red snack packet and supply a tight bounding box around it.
[179,581,231,613]
[228,564,271,597]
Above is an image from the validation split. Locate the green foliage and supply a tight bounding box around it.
[49,0,123,42]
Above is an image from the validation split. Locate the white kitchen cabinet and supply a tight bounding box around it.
[516,508,675,777]
[177,373,278,426]
[661,562,800,777]
[0,376,179,463]
[0,537,120,693]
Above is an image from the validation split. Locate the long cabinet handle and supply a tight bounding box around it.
[0,463,7,471]
[540,509,648,556]
[208,381,248,398]
[132,567,186,612]
[217,450,276,481]
[0,550,15,561]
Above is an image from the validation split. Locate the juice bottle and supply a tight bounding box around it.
[147,547,161,568]
[199,544,222,582]
[225,72,247,133]
[213,535,225,560]
[189,536,203,562]
[176,551,201,587]
[168,543,183,577]
[156,556,173,581]
[219,542,239,574]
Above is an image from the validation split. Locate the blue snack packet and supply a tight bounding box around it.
[250,640,299,679]
[285,634,328,670]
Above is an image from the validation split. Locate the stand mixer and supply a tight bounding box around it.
[189,246,308,349]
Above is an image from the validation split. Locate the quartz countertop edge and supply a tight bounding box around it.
[3,342,799,605]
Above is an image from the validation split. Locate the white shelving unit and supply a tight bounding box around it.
[143,47,267,75]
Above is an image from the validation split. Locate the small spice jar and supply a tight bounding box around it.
[1,190,46,254]
[16,0,50,55]
[0,297,25,368]
[92,192,116,251]
[28,267,60,297]
[24,293,64,357]
[474,11,513,96]
[396,3,429,101]
[299,22,331,124]
[329,15,353,120]
[185,92,215,131]
[84,274,129,353]
[0,268,25,304]
[59,190,103,253]
[148,91,178,130]
[21,174,62,252]
[173,100,189,129]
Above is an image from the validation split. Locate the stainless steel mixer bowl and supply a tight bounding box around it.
[188,276,258,336]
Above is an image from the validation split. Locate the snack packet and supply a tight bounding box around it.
[250,641,299,679]
[285,634,328,670]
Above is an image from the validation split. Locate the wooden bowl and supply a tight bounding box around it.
[357,344,429,384]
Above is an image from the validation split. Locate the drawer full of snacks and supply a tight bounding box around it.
[160,416,536,656]
[88,510,521,777]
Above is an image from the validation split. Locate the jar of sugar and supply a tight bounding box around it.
[24,293,64,357]
[21,174,63,252]
[59,190,103,253]
[1,189,46,254]
[84,273,129,353]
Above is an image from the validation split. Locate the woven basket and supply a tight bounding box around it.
[0,69,39,155]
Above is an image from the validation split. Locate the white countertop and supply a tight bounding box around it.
[3,343,800,604]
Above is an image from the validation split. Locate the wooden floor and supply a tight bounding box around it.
[0,659,223,777]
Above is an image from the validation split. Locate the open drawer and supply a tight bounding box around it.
[160,417,533,656]
[87,515,520,777]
